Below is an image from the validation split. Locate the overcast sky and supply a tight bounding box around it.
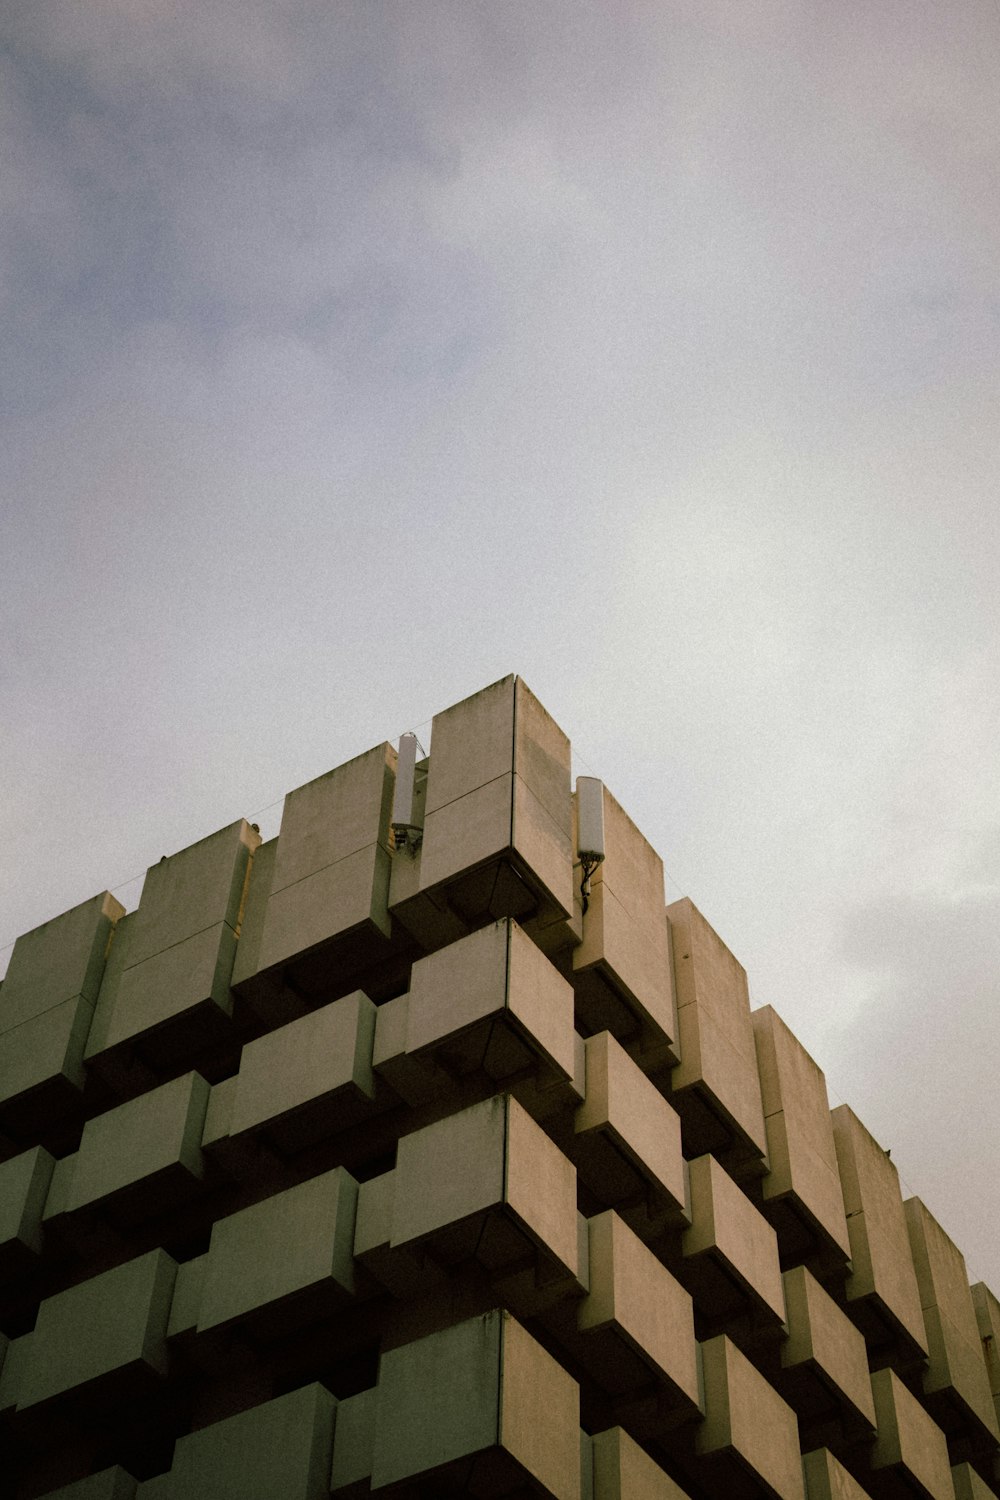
[3,1,999,1286]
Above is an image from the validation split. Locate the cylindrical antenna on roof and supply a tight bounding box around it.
[576,776,605,914]
[392,732,422,849]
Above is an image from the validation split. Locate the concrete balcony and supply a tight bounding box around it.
[778,1265,877,1448]
[60,1071,210,1230]
[905,1197,1000,1460]
[11,1250,176,1413]
[971,1282,1000,1436]
[831,1105,928,1371]
[375,918,579,1119]
[86,822,259,1082]
[352,1169,441,1302]
[571,1030,687,1237]
[164,1252,205,1360]
[195,1166,358,1343]
[697,1333,805,1500]
[753,1006,852,1279]
[25,1465,139,1499]
[223,988,377,1155]
[666,899,768,1180]
[0,1145,55,1281]
[0,892,123,1143]
[228,838,307,1029]
[572,785,676,1065]
[250,744,398,1003]
[338,1309,581,1498]
[801,1448,874,1500]
[680,1152,786,1341]
[576,1210,701,1426]
[1,892,123,1037]
[372,1094,580,1315]
[950,1462,999,1500]
[139,1383,335,1500]
[389,677,574,953]
[588,1426,694,1499]
[869,1366,956,1500]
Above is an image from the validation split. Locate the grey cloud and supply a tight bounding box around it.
[831,877,1000,1281]
[6,0,334,104]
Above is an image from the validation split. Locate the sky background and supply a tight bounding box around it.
[3,2,999,1284]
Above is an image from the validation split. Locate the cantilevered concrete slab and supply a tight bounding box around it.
[86,821,259,1078]
[667,898,768,1178]
[391,677,574,950]
[831,1105,928,1370]
[753,1005,851,1277]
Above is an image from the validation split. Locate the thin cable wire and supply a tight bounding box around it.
[0,706,438,962]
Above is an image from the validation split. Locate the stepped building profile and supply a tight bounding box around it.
[2,675,999,1499]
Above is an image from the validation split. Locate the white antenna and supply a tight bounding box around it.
[392,733,423,849]
[576,777,605,865]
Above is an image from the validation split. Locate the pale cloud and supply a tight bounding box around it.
[5,0,325,103]
[834,875,1000,1283]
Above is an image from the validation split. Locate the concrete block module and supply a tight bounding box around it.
[0,673,998,1499]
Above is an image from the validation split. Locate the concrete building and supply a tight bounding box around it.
[0,674,997,1499]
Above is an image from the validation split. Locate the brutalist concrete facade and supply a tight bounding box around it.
[1,675,997,1499]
